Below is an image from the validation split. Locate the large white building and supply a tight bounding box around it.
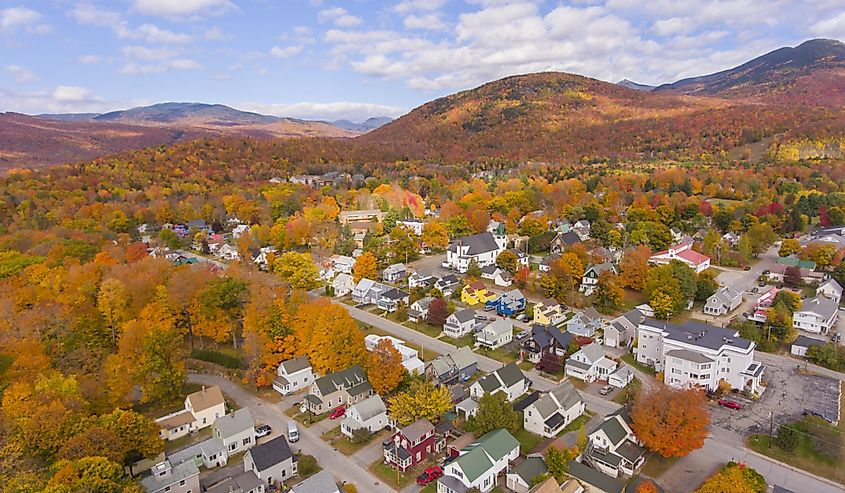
[648,242,711,273]
[793,295,839,334]
[636,319,764,394]
[445,232,507,273]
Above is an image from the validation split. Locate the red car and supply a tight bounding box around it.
[718,399,742,410]
[416,466,443,485]
[329,406,346,419]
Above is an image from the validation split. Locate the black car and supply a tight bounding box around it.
[803,409,835,424]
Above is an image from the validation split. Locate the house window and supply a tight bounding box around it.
[243,437,251,446]
[164,487,170,493]
[229,443,237,451]
[180,480,186,487]
[416,451,421,461]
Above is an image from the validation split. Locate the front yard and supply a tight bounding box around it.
[285,404,330,427]
[475,346,519,364]
[320,425,385,456]
[514,428,545,454]
[369,459,439,490]
[441,333,476,348]
[403,320,444,339]
[621,353,656,376]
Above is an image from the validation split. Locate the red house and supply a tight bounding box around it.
[382,419,444,471]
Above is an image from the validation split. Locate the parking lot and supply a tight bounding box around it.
[710,361,842,436]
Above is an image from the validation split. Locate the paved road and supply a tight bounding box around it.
[335,300,621,417]
[187,373,395,493]
[661,432,844,493]
[716,245,778,289]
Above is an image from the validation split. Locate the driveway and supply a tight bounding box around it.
[187,373,396,493]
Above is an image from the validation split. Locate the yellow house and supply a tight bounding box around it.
[462,281,496,306]
[533,298,564,326]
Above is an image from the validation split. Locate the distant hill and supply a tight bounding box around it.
[617,79,654,92]
[330,117,393,133]
[360,69,841,162]
[37,113,100,122]
[655,38,845,107]
[94,102,282,126]
[0,112,211,169]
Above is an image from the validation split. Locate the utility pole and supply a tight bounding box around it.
[768,411,773,448]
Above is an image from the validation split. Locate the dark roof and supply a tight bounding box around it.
[381,288,409,300]
[642,318,753,351]
[314,365,367,395]
[615,441,646,463]
[451,309,477,323]
[513,391,541,412]
[511,456,548,483]
[497,363,527,388]
[248,436,294,472]
[280,356,311,374]
[555,231,581,246]
[595,416,628,447]
[566,461,624,493]
[545,412,566,430]
[400,419,434,443]
[792,335,826,348]
[531,324,573,349]
[448,232,502,255]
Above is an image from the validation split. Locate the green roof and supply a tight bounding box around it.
[776,257,816,269]
[454,429,519,483]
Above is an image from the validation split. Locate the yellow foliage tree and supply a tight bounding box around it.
[353,252,379,283]
[694,462,766,493]
[387,380,452,426]
[421,222,450,251]
[292,300,366,375]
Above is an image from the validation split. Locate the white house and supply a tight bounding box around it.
[341,395,388,438]
[408,297,435,323]
[408,271,436,290]
[364,334,424,374]
[481,265,513,287]
[397,219,425,236]
[566,308,604,338]
[377,288,410,313]
[243,436,297,487]
[565,343,617,383]
[437,429,519,493]
[584,410,646,478]
[204,470,264,493]
[232,224,251,239]
[636,319,764,393]
[332,255,355,274]
[608,365,635,389]
[580,263,616,296]
[272,356,314,396]
[141,460,200,493]
[523,380,585,438]
[166,435,229,469]
[505,456,548,493]
[469,363,530,403]
[476,318,513,350]
[648,242,711,273]
[443,309,479,338]
[605,309,643,349]
[212,408,256,456]
[434,274,460,297]
[332,273,354,297]
[791,335,826,357]
[793,295,839,334]
[703,286,743,316]
[352,278,390,305]
[382,263,407,283]
[817,279,842,303]
[156,385,226,441]
[217,244,241,261]
[445,232,507,273]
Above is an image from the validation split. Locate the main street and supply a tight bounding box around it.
[187,373,396,493]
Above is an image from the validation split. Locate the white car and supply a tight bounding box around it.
[516,330,530,340]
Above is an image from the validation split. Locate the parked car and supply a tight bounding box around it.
[329,406,346,419]
[599,385,613,395]
[516,330,529,340]
[743,265,751,271]
[832,333,842,343]
[515,314,527,322]
[287,421,299,443]
[804,409,835,424]
[416,466,443,486]
[718,399,742,410]
[484,304,496,311]
[255,424,272,438]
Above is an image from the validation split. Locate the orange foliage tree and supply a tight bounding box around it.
[292,299,366,375]
[365,339,406,395]
[631,385,709,458]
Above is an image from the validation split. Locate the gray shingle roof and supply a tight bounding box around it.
[496,362,526,388]
[595,416,628,447]
[447,232,502,255]
[141,461,199,493]
[511,456,548,483]
[566,460,624,493]
[291,470,340,493]
[643,318,753,351]
[400,418,434,443]
[792,335,826,349]
[350,395,386,421]
[451,308,477,323]
[247,435,294,472]
[213,408,254,439]
[666,349,715,364]
[206,471,262,493]
[799,295,838,319]
[314,365,367,396]
[280,355,311,374]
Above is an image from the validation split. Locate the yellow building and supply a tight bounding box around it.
[533,298,564,326]
[461,281,496,306]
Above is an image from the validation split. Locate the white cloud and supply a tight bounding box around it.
[70,4,192,44]
[652,17,692,36]
[270,45,303,58]
[404,14,446,30]
[318,7,363,27]
[810,11,845,40]
[53,86,93,102]
[119,58,202,75]
[133,0,236,18]
[236,101,406,121]
[6,65,39,82]
[0,6,48,33]
[78,55,103,64]
[393,0,447,14]
[123,46,180,61]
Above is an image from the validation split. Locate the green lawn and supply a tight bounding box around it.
[321,425,379,456]
[369,460,438,490]
[518,361,535,372]
[559,411,594,436]
[286,405,329,427]
[746,387,845,485]
[640,453,679,477]
[475,346,518,364]
[404,321,443,339]
[164,426,212,453]
[621,353,656,376]
[514,428,545,454]
[612,377,642,405]
[441,334,475,348]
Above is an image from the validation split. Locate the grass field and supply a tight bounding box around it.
[441,333,475,348]
[514,428,545,454]
[621,353,656,376]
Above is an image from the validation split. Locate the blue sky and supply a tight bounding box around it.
[1,0,844,121]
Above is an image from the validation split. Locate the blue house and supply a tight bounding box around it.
[486,289,527,317]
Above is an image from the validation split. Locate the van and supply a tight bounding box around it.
[287,421,299,443]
